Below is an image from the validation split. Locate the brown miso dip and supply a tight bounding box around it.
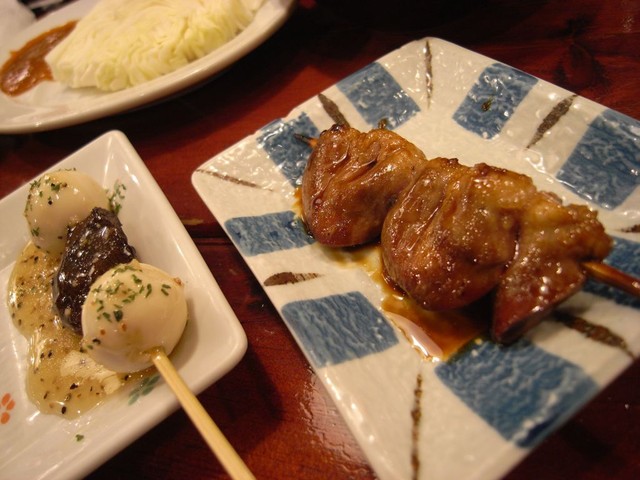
[0,21,76,96]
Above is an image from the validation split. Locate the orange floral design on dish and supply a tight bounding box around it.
[1,393,16,424]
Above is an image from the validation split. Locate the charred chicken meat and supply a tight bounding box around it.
[300,125,613,343]
[301,124,430,247]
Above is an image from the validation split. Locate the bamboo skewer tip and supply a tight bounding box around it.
[583,261,640,298]
[149,347,255,480]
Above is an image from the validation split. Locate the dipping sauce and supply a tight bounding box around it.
[0,21,76,96]
[326,244,489,361]
[7,242,148,419]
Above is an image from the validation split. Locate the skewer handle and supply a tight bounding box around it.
[150,347,255,480]
[583,261,640,298]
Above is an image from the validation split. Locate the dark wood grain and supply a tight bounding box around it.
[1,1,639,478]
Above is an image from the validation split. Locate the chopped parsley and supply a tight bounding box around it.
[108,180,127,215]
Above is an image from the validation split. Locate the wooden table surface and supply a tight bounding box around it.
[1,0,639,478]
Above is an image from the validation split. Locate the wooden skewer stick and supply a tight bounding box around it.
[293,133,317,148]
[583,261,640,298]
[149,347,256,480]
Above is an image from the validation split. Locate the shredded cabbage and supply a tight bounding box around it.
[46,0,263,91]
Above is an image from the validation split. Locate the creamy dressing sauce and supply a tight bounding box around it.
[7,242,148,419]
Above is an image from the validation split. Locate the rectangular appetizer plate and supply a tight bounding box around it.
[192,37,640,480]
[0,131,247,479]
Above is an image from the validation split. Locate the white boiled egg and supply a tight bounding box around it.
[81,260,188,373]
[24,170,109,254]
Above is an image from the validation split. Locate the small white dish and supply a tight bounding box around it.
[0,131,247,479]
[192,37,640,480]
[0,0,295,133]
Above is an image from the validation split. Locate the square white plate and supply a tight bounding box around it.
[192,37,640,479]
[0,131,247,479]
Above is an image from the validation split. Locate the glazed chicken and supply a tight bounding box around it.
[491,192,612,342]
[301,124,430,246]
[300,125,612,343]
[382,159,526,312]
[382,159,611,343]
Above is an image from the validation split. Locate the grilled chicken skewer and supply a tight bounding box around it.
[300,125,634,344]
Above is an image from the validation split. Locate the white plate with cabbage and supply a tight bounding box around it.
[0,0,295,133]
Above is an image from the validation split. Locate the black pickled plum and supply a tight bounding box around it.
[53,207,136,334]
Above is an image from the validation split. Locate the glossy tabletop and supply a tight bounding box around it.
[1,0,639,478]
